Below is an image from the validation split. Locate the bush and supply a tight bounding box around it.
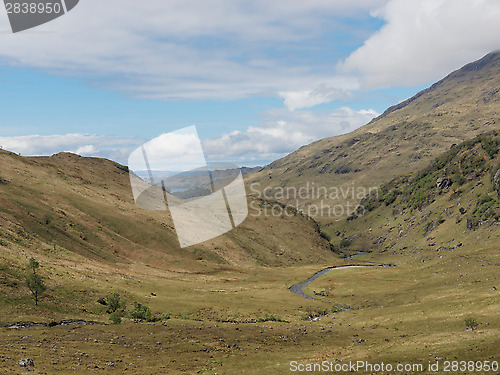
[257,313,284,322]
[160,312,172,320]
[453,174,466,186]
[109,312,122,324]
[128,302,152,322]
[477,194,494,206]
[331,304,350,313]
[106,293,125,314]
[339,238,351,248]
[300,307,329,321]
[465,317,479,331]
[384,190,399,206]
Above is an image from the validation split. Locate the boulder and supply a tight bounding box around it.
[19,358,34,367]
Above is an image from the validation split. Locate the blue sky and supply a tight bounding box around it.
[0,0,499,167]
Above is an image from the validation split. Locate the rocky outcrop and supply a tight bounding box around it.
[494,169,500,197]
[436,177,452,189]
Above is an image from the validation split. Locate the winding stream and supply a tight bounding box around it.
[289,252,392,300]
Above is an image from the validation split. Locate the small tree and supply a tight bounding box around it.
[106,293,126,314]
[28,257,39,274]
[26,262,46,306]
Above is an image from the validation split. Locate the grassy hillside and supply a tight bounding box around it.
[0,149,338,322]
[247,51,500,223]
[326,130,500,253]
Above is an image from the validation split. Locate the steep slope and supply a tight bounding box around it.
[0,149,336,274]
[327,130,500,254]
[248,51,500,223]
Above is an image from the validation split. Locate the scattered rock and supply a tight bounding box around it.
[466,219,475,230]
[352,339,366,343]
[19,358,34,367]
[437,178,452,189]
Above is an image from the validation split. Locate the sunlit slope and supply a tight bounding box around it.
[0,150,337,274]
[325,131,500,256]
[248,51,500,223]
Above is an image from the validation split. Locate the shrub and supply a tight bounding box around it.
[160,312,172,320]
[319,231,331,241]
[384,190,399,206]
[106,293,125,314]
[257,313,284,322]
[300,307,329,320]
[339,238,351,248]
[453,174,466,186]
[477,194,494,206]
[465,317,479,331]
[129,302,152,322]
[109,312,122,324]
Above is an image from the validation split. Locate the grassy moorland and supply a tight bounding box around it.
[0,248,497,374]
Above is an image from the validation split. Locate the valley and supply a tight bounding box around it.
[1,52,500,374]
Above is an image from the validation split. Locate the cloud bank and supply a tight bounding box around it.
[0,134,142,164]
[0,0,385,101]
[339,0,500,88]
[202,107,378,162]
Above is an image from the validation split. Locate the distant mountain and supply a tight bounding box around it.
[247,52,500,223]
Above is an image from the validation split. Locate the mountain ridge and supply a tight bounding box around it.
[247,51,500,223]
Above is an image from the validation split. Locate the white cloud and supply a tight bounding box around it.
[338,0,500,88]
[279,85,352,111]
[0,0,385,101]
[128,127,207,172]
[0,134,142,164]
[0,107,377,167]
[75,144,98,154]
[202,107,378,162]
